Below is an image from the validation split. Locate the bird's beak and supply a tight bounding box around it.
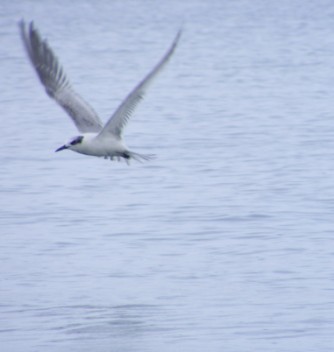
[55,145,68,152]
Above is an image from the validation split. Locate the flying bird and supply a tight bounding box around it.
[19,20,181,163]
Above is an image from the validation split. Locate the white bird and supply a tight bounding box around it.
[19,20,181,163]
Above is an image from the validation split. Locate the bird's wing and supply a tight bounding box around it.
[96,29,181,140]
[19,20,103,133]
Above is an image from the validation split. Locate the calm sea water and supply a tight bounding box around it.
[1,0,334,351]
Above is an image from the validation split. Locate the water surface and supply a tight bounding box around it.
[1,1,334,351]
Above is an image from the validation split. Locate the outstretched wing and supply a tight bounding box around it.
[97,29,181,140]
[19,20,103,133]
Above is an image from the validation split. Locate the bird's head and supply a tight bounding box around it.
[55,135,84,152]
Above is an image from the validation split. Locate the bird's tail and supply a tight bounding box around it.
[128,151,156,163]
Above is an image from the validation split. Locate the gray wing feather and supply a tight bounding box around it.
[97,29,181,139]
[19,20,103,133]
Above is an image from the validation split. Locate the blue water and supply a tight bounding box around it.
[1,0,334,351]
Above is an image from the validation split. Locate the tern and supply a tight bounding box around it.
[19,20,180,163]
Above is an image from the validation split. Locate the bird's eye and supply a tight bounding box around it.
[70,136,83,145]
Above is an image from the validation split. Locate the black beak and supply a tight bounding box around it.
[55,145,68,152]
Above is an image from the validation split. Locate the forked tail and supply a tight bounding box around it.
[128,151,156,163]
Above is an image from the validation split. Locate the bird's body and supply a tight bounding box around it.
[64,133,132,161]
[19,20,180,163]
[68,133,122,158]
